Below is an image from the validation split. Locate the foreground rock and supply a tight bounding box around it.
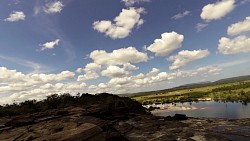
[0,93,249,141]
[0,106,249,141]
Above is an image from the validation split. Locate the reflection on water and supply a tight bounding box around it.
[147,101,250,119]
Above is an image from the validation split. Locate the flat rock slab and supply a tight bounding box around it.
[35,123,105,141]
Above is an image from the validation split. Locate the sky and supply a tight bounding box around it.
[0,0,250,104]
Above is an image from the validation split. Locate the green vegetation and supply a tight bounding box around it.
[0,93,147,117]
[131,80,250,105]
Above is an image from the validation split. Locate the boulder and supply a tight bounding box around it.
[173,114,188,120]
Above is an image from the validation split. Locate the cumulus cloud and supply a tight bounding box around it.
[108,77,132,85]
[105,65,221,93]
[172,11,191,20]
[76,63,101,81]
[89,47,149,66]
[218,35,250,54]
[84,63,102,72]
[0,82,87,104]
[0,63,224,104]
[77,72,99,81]
[0,67,75,92]
[147,32,184,56]
[168,50,210,70]
[240,0,250,5]
[4,11,26,22]
[0,67,87,104]
[30,71,75,83]
[122,0,150,6]
[0,67,26,84]
[227,16,250,36]
[44,1,64,14]
[93,7,145,39]
[123,63,139,71]
[101,66,128,78]
[196,23,209,32]
[146,68,160,77]
[201,0,235,21]
[41,39,60,50]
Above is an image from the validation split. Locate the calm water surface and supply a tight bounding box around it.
[149,101,250,119]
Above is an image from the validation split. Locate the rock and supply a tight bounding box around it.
[204,133,231,141]
[36,123,105,141]
[50,125,64,133]
[55,110,69,116]
[4,117,34,127]
[68,107,86,115]
[106,131,129,141]
[173,114,188,120]
[114,122,134,134]
[0,126,12,133]
[34,115,61,123]
[164,116,173,121]
[23,133,37,141]
[152,134,176,141]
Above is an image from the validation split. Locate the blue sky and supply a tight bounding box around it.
[0,0,250,104]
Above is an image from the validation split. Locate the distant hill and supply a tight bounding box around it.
[175,75,250,89]
[176,81,212,88]
[126,75,250,97]
[213,75,250,84]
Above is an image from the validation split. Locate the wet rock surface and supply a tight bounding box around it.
[0,105,249,141]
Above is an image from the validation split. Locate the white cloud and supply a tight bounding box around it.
[123,63,139,71]
[76,68,83,73]
[0,67,75,85]
[89,47,149,66]
[41,39,60,50]
[240,0,250,5]
[44,1,64,14]
[108,77,132,85]
[77,72,99,81]
[196,23,208,32]
[195,66,222,76]
[0,81,87,104]
[0,63,225,104]
[93,7,145,39]
[33,6,41,16]
[0,67,75,96]
[147,32,184,56]
[0,67,26,84]
[218,35,250,54]
[30,71,75,83]
[84,63,102,72]
[146,68,160,76]
[4,11,26,22]
[227,16,250,36]
[201,0,235,21]
[76,63,101,81]
[168,50,210,70]
[217,59,249,68]
[172,11,191,20]
[122,0,150,6]
[101,66,128,78]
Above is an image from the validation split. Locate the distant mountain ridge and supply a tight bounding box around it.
[176,75,250,89]
[126,75,250,97]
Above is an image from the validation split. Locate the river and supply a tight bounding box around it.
[146,101,250,119]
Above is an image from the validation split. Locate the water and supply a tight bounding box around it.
[148,101,250,119]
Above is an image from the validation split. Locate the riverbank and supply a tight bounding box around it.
[147,101,250,119]
[0,105,250,141]
[131,80,250,105]
[0,93,249,141]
